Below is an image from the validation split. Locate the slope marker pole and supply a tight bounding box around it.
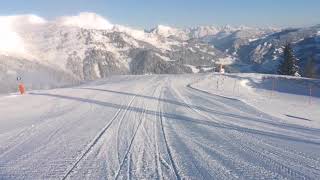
[309,84,313,106]
[216,75,219,90]
[233,79,237,96]
[238,78,241,97]
[271,78,275,98]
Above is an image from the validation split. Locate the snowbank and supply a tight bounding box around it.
[191,73,320,128]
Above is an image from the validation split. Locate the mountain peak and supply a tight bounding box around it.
[55,12,114,30]
[147,24,190,40]
[149,25,178,34]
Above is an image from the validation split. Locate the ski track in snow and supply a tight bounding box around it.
[0,75,319,180]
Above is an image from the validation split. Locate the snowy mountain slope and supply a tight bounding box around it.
[0,55,80,94]
[0,13,228,91]
[0,13,319,94]
[147,25,190,40]
[202,28,277,55]
[179,25,319,75]
[185,25,253,39]
[1,74,319,179]
[235,25,320,74]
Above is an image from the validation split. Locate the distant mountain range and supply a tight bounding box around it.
[0,13,319,93]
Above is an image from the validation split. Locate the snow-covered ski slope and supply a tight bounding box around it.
[0,74,320,179]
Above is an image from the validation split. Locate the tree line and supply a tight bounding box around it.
[278,43,318,78]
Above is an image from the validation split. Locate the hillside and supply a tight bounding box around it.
[0,13,319,93]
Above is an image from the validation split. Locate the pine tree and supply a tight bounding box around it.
[278,43,300,76]
[304,56,317,78]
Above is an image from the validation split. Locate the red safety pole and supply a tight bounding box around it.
[17,76,25,95]
[19,83,25,95]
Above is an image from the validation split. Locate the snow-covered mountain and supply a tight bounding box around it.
[147,25,190,40]
[235,25,320,74]
[0,12,319,93]
[0,13,230,93]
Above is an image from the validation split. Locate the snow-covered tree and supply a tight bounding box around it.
[278,43,300,76]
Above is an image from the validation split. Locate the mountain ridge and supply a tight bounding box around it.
[0,13,319,93]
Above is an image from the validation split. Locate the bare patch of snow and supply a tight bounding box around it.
[207,51,215,56]
[113,25,174,51]
[216,56,235,65]
[201,67,214,72]
[155,53,175,62]
[185,64,200,73]
[249,38,259,42]
[188,47,196,53]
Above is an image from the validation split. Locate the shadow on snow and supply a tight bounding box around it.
[29,90,320,146]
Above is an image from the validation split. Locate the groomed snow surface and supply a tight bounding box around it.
[0,74,320,179]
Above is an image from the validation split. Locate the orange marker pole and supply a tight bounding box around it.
[19,83,25,95]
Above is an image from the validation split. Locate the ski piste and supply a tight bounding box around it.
[1,74,319,179]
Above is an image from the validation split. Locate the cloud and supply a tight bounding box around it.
[55,12,114,30]
[0,12,114,30]
[0,12,114,57]
[0,14,47,25]
[0,15,45,56]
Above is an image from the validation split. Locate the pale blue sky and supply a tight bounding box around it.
[1,0,319,28]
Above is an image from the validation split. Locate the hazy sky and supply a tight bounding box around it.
[1,0,319,28]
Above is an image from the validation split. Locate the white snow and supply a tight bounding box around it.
[150,25,189,40]
[198,47,214,55]
[188,47,196,53]
[207,51,216,56]
[185,64,200,73]
[93,63,101,78]
[113,25,176,51]
[193,73,320,128]
[0,15,46,57]
[216,56,235,65]
[55,12,113,30]
[201,67,214,72]
[155,53,175,62]
[0,29,25,56]
[187,26,220,38]
[0,74,319,179]
[249,38,259,42]
[0,13,139,72]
